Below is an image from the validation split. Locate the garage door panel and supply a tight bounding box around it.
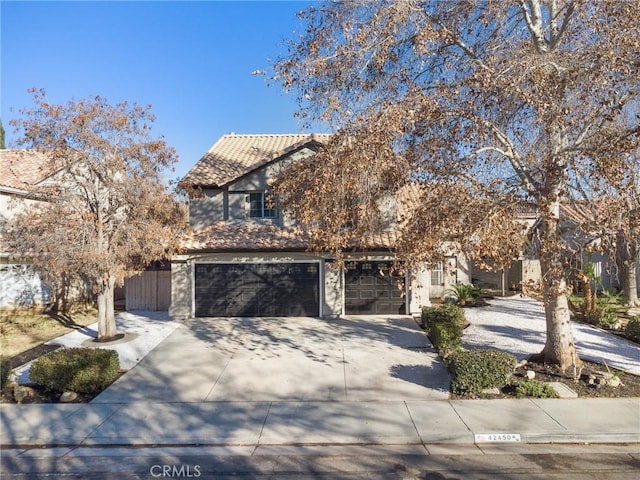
[195,263,319,317]
[345,261,405,315]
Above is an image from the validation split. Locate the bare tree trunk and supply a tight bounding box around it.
[536,196,582,372]
[96,274,117,339]
[616,234,640,307]
[539,254,581,371]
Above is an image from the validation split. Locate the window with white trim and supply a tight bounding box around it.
[248,192,278,218]
[431,263,443,286]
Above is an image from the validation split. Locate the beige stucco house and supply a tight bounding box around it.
[169,133,550,319]
[169,133,456,319]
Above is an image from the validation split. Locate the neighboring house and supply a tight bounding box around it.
[170,133,454,319]
[1,149,172,312]
[0,149,53,309]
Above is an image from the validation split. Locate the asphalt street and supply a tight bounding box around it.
[2,444,639,479]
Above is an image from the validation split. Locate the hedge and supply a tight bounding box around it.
[448,349,516,396]
[30,348,120,394]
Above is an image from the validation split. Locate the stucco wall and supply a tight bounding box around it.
[168,258,192,319]
[188,189,225,230]
[408,265,431,314]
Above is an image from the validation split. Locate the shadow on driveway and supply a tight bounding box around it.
[91,315,450,403]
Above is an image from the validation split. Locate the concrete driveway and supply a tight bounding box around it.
[92,315,450,403]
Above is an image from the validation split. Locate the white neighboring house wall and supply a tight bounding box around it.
[0,262,51,309]
[0,186,51,310]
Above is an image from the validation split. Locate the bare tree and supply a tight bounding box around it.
[8,89,186,340]
[271,1,640,370]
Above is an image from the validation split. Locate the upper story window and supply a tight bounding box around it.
[248,192,278,218]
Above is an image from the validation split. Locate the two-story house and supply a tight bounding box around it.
[169,133,449,319]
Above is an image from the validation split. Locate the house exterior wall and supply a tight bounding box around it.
[189,189,225,230]
[408,264,431,314]
[0,261,51,310]
[323,262,344,317]
[1,192,51,309]
[581,252,640,293]
[168,259,192,319]
[188,148,317,230]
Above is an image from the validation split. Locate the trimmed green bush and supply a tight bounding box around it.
[625,315,640,342]
[421,304,465,329]
[30,348,120,394]
[0,356,12,389]
[515,379,559,399]
[429,320,463,358]
[448,349,517,396]
[421,304,465,357]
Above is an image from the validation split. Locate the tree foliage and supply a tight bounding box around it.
[272,1,640,369]
[0,118,6,149]
[7,89,186,339]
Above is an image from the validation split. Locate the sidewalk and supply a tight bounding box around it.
[1,298,639,449]
[1,398,639,447]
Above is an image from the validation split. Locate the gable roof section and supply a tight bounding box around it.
[0,150,52,193]
[181,133,331,187]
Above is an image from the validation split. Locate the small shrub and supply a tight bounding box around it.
[515,379,559,399]
[30,348,120,394]
[421,304,465,329]
[445,283,483,307]
[429,321,463,358]
[421,304,465,357]
[448,349,517,396]
[0,356,12,389]
[625,315,640,342]
[597,304,619,329]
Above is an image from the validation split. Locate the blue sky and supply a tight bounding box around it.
[1,0,319,182]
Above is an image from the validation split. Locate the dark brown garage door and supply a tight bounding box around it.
[345,261,406,314]
[194,263,320,317]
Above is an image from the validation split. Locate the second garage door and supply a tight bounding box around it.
[345,261,406,314]
[194,263,320,317]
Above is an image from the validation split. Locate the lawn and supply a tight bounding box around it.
[0,308,98,357]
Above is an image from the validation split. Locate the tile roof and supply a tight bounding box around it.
[180,133,331,187]
[181,221,396,253]
[0,150,52,191]
[182,221,310,252]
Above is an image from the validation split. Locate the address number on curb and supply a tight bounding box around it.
[475,433,522,443]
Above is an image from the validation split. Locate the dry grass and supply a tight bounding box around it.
[0,308,98,357]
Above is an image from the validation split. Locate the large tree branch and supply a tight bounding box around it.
[520,0,549,53]
[548,0,575,50]
[561,90,639,154]
[473,116,541,197]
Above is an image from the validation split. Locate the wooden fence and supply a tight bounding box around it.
[125,270,171,311]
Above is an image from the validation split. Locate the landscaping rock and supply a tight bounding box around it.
[607,377,621,388]
[13,386,35,403]
[60,391,78,403]
[525,370,536,379]
[481,387,501,395]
